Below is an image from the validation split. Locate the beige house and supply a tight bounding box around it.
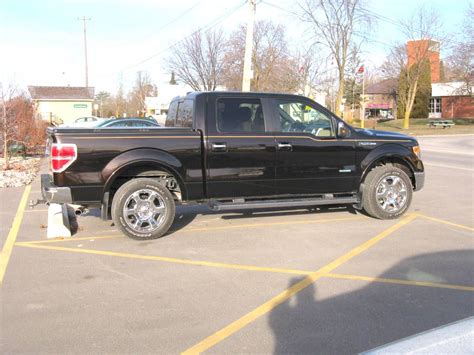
[28,86,95,125]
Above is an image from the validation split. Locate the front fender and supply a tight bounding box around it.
[360,143,423,178]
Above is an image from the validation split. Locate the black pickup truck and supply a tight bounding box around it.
[42,92,424,240]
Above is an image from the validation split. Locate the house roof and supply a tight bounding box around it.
[28,86,95,100]
[365,78,398,95]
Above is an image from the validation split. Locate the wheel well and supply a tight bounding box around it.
[363,157,415,188]
[107,165,184,205]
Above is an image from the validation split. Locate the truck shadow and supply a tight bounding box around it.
[268,250,474,354]
[71,204,359,237]
[166,204,358,235]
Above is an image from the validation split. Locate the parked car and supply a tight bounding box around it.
[41,91,425,240]
[75,116,100,123]
[95,118,160,128]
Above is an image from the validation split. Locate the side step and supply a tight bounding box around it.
[210,195,359,211]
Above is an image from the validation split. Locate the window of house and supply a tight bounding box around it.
[430,98,441,113]
[216,98,265,133]
[277,100,334,137]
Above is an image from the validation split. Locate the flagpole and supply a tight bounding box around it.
[361,67,365,129]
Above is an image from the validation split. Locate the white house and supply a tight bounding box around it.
[28,86,95,125]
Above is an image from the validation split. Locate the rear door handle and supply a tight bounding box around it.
[277,142,292,151]
[211,143,227,152]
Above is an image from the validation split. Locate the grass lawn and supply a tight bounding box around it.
[351,118,474,136]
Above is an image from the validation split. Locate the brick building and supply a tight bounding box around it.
[363,78,398,119]
[407,39,441,83]
[430,82,474,119]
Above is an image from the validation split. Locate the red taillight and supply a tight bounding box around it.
[51,143,77,173]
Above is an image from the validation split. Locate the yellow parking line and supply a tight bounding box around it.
[418,214,474,232]
[181,213,418,354]
[326,273,474,292]
[16,232,473,294]
[16,234,124,245]
[15,243,314,275]
[16,215,361,245]
[0,185,31,285]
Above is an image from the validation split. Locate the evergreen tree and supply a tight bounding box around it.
[397,68,408,120]
[410,60,431,118]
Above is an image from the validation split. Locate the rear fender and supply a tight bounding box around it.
[101,148,186,199]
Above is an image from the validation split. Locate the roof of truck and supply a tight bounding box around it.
[178,91,314,101]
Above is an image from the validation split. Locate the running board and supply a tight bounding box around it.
[209,195,359,211]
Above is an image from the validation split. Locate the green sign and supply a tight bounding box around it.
[73,104,88,108]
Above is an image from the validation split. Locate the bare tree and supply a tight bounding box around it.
[95,91,111,117]
[222,21,300,93]
[389,7,444,128]
[129,71,157,116]
[299,0,372,116]
[446,3,473,95]
[167,29,226,91]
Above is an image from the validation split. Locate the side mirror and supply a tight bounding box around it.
[337,122,350,138]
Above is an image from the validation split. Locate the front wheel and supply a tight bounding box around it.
[111,178,175,240]
[362,165,413,219]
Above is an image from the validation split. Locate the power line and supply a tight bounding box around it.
[114,1,247,75]
[114,0,204,49]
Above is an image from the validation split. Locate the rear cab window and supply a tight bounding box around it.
[166,98,194,128]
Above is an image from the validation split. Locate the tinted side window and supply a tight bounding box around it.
[176,99,193,128]
[217,98,265,133]
[166,100,179,127]
[277,100,334,137]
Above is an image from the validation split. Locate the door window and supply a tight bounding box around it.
[277,100,334,137]
[217,98,265,133]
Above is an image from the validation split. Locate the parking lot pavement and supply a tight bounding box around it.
[1,135,473,353]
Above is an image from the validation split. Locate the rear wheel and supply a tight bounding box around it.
[362,165,413,219]
[111,178,175,240]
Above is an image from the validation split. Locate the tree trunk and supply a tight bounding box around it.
[3,132,9,170]
[403,79,418,129]
[335,71,345,117]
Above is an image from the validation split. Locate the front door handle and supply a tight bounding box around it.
[211,143,227,152]
[277,142,292,151]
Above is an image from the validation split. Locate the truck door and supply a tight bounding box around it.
[270,98,357,195]
[205,96,276,199]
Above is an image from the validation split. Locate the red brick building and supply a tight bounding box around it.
[407,39,473,119]
[407,39,441,83]
[431,82,474,119]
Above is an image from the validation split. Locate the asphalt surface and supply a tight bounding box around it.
[1,135,473,354]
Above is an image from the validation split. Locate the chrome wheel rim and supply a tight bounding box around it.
[123,189,167,233]
[376,175,408,213]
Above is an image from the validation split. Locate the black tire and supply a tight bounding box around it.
[111,178,175,240]
[362,164,413,220]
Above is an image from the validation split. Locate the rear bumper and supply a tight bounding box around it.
[414,171,425,191]
[41,174,73,204]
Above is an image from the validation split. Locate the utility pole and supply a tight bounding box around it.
[242,0,256,92]
[78,17,91,88]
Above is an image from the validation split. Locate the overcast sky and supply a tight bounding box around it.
[0,0,468,94]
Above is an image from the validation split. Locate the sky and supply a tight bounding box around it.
[0,0,469,94]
